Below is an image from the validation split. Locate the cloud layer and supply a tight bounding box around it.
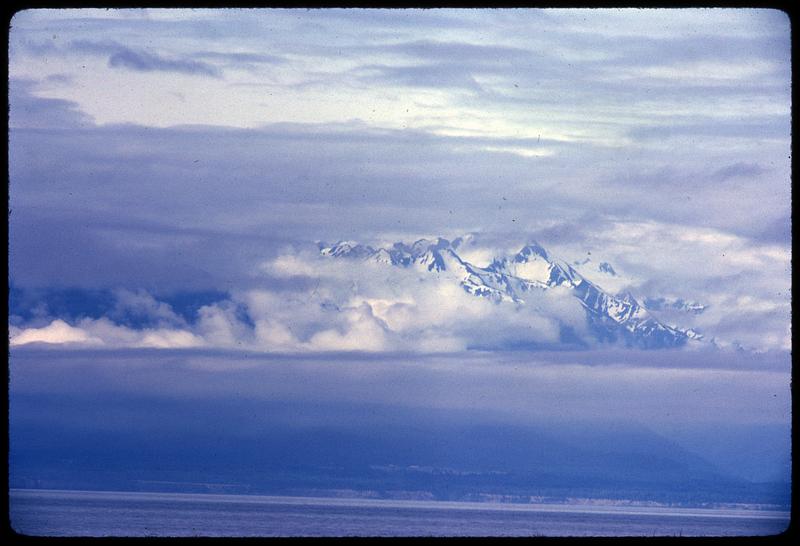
[10,346,791,428]
[8,239,791,353]
[8,10,791,352]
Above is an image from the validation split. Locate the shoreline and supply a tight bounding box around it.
[10,488,791,519]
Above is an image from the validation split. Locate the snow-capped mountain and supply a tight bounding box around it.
[573,257,617,277]
[319,238,701,349]
[642,297,708,315]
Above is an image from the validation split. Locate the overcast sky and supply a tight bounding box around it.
[7,9,792,493]
[9,8,791,354]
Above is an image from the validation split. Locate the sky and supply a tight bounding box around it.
[8,8,791,353]
[6,8,793,504]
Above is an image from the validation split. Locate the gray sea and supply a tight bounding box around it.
[9,489,790,537]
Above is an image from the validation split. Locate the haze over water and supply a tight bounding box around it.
[10,490,791,537]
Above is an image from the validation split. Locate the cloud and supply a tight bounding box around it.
[266,249,589,351]
[264,253,328,278]
[7,219,791,353]
[195,300,253,348]
[7,247,587,353]
[64,39,222,77]
[8,79,94,129]
[195,50,285,69]
[8,110,787,255]
[44,73,75,84]
[9,319,102,346]
[7,10,790,357]
[9,346,791,427]
[710,162,768,181]
[307,303,394,352]
[110,289,188,328]
[627,118,788,142]
[753,214,791,244]
[361,39,538,71]
[8,286,213,350]
[10,317,206,350]
[545,220,791,351]
[354,63,485,92]
[107,47,221,77]
[137,329,205,349]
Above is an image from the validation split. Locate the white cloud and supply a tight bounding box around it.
[9,317,205,350]
[139,329,205,349]
[195,302,252,347]
[9,319,103,346]
[253,317,301,351]
[306,304,393,352]
[542,217,790,350]
[262,253,323,278]
[616,60,780,83]
[111,288,186,327]
[481,145,556,158]
[8,247,591,352]
[9,231,790,353]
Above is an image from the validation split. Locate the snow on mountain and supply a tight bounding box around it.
[643,297,708,315]
[568,256,638,295]
[318,238,699,349]
[320,241,376,259]
[598,262,617,276]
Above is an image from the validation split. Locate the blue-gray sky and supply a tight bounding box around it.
[9,8,791,353]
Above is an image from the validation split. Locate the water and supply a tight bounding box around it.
[9,489,790,537]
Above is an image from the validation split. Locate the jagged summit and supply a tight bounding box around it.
[320,237,463,272]
[599,262,617,276]
[514,242,550,263]
[643,297,708,315]
[319,238,700,349]
[319,241,375,258]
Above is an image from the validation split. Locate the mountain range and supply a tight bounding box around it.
[319,237,702,350]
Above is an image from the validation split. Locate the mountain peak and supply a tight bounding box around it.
[514,242,550,263]
[408,237,453,254]
[319,240,376,258]
[319,237,698,349]
[598,262,617,276]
